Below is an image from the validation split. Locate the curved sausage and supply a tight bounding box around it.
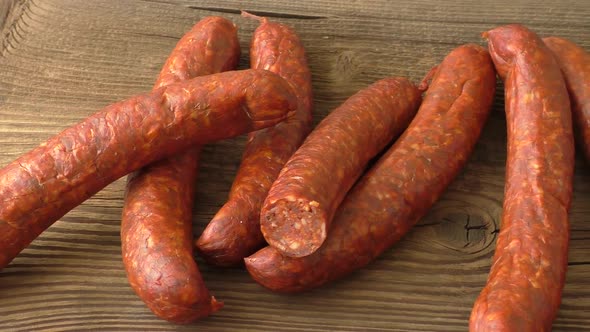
[244,44,495,292]
[121,17,239,323]
[543,36,590,163]
[0,68,297,270]
[196,13,313,266]
[258,77,421,258]
[470,25,574,332]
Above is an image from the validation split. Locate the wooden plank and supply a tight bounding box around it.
[0,0,588,330]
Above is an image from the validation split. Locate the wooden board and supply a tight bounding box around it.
[0,0,588,330]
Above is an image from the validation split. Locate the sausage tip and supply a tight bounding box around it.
[418,65,438,92]
[210,296,224,313]
[241,10,268,24]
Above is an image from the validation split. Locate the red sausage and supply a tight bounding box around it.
[196,13,313,266]
[245,44,495,292]
[0,69,297,270]
[258,77,421,258]
[543,36,590,163]
[470,25,574,331]
[121,17,239,323]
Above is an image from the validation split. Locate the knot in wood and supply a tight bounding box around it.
[333,50,359,82]
[419,205,499,255]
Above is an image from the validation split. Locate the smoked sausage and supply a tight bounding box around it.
[470,25,574,332]
[121,17,239,323]
[543,36,590,163]
[196,13,313,266]
[0,68,297,270]
[260,76,421,258]
[245,44,496,291]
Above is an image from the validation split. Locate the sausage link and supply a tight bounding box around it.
[259,77,421,258]
[196,13,313,266]
[470,25,574,332]
[543,37,590,163]
[245,44,495,292]
[121,17,239,323]
[0,69,297,270]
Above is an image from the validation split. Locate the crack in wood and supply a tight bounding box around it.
[568,261,590,266]
[187,6,327,20]
[415,221,440,227]
[127,31,179,40]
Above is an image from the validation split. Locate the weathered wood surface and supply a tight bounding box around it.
[0,0,588,331]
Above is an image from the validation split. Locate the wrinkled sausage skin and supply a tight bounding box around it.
[259,77,422,258]
[470,25,574,332]
[121,17,239,323]
[196,14,313,266]
[543,36,590,163]
[0,68,297,270]
[245,44,495,293]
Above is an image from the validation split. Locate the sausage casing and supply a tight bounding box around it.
[121,16,240,323]
[543,36,590,163]
[196,14,313,266]
[245,44,496,292]
[259,76,421,258]
[470,24,574,332]
[0,69,297,270]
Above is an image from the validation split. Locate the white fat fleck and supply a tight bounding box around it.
[505,239,521,251]
[294,223,301,230]
[276,242,287,252]
[147,236,154,248]
[289,242,300,250]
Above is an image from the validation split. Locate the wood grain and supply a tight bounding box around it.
[0,0,589,331]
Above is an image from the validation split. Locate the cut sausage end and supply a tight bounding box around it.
[261,198,327,257]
